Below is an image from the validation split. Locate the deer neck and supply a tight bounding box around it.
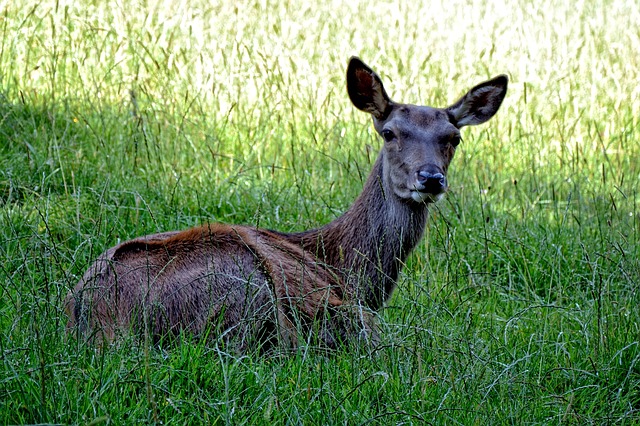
[291,151,429,311]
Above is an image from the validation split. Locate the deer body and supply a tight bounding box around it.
[66,58,507,351]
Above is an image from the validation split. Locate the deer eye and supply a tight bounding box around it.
[381,129,396,142]
[450,134,462,147]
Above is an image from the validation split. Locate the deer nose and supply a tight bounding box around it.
[416,171,446,194]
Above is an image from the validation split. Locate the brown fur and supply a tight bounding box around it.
[65,57,508,352]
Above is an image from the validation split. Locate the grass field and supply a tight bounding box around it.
[2,0,640,424]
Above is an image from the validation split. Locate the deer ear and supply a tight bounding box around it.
[346,57,392,120]
[447,75,508,127]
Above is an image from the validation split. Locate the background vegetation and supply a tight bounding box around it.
[1,0,639,423]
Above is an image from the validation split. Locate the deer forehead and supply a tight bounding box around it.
[380,105,454,129]
[377,105,459,140]
[397,105,449,123]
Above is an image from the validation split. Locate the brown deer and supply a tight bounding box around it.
[65,57,507,352]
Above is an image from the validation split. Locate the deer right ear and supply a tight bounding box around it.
[346,57,392,120]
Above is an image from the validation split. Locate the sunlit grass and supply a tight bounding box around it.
[1,0,640,424]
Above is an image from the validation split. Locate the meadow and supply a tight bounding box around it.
[1,0,639,423]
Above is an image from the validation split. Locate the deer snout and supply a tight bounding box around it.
[416,171,447,193]
[412,170,447,203]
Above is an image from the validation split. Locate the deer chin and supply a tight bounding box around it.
[410,190,445,204]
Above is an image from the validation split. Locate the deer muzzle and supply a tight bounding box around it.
[411,171,447,203]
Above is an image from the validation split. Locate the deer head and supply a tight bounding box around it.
[346,57,508,203]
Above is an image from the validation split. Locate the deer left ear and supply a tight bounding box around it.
[346,57,392,120]
[447,75,508,127]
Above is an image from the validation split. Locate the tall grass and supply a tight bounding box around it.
[1,0,639,423]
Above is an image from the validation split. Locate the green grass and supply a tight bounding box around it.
[1,0,640,424]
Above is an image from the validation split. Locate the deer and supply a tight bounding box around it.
[65,57,508,352]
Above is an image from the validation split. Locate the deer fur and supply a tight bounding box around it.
[65,57,508,352]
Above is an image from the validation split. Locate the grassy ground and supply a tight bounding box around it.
[1,0,640,424]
